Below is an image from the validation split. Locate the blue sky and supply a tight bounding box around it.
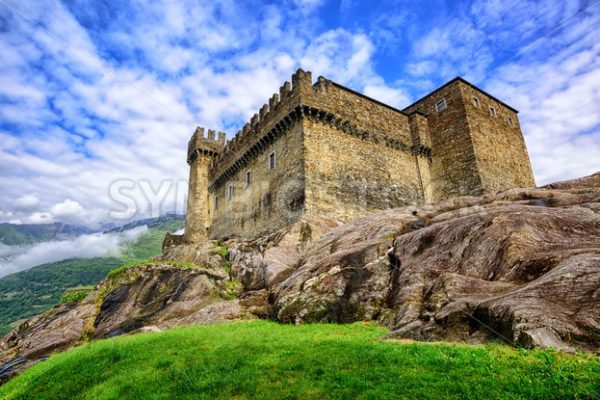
[0,0,599,227]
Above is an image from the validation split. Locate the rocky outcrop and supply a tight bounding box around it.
[0,262,257,382]
[2,172,600,382]
[272,176,600,352]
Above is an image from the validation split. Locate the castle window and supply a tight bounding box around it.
[508,117,514,127]
[489,106,497,117]
[269,152,276,170]
[227,184,234,200]
[246,170,252,187]
[472,97,480,108]
[435,99,447,112]
[214,195,218,210]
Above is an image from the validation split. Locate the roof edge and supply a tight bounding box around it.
[403,77,519,114]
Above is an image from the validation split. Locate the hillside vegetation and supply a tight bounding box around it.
[0,215,184,335]
[0,321,598,399]
[0,222,92,245]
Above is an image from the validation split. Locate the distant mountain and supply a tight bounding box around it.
[105,213,185,233]
[0,222,94,246]
[0,213,185,335]
[0,214,185,246]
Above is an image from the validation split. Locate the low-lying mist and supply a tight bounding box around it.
[0,225,148,278]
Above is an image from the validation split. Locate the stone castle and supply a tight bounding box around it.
[183,69,535,241]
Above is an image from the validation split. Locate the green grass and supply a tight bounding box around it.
[106,260,207,281]
[0,321,598,400]
[59,286,94,304]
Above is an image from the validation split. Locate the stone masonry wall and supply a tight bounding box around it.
[306,77,413,145]
[185,156,212,242]
[301,79,423,219]
[404,80,484,202]
[208,122,305,239]
[206,71,309,239]
[208,74,305,191]
[303,118,422,221]
[459,82,536,191]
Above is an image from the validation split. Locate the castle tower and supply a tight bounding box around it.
[403,78,535,202]
[185,127,225,242]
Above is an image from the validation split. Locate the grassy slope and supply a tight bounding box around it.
[0,216,184,335]
[0,321,598,400]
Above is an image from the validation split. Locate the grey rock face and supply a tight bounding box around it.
[272,177,600,352]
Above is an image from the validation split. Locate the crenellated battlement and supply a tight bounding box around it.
[210,68,314,175]
[187,126,226,165]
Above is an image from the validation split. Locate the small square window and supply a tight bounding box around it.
[472,97,480,108]
[489,106,497,117]
[246,170,252,187]
[269,152,276,170]
[435,99,447,112]
[227,184,234,200]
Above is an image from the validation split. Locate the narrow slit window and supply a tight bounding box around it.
[489,106,497,117]
[435,99,447,112]
[246,170,252,187]
[472,97,480,108]
[227,184,234,201]
[214,195,218,210]
[508,117,514,127]
[269,152,276,170]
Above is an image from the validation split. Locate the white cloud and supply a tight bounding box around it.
[301,30,375,84]
[363,84,410,109]
[24,212,55,224]
[50,199,84,218]
[0,225,148,278]
[406,61,437,77]
[13,195,39,211]
[294,0,325,12]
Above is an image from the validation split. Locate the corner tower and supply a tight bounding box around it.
[185,127,225,242]
[403,78,535,202]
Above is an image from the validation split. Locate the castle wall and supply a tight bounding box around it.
[404,81,484,202]
[409,112,434,203]
[184,70,535,242]
[208,121,305,239]
[301,78,424,220]
[185,156,211,242]
[306,78,413,144]
[458,83,536,192]
[303,118,423,221]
